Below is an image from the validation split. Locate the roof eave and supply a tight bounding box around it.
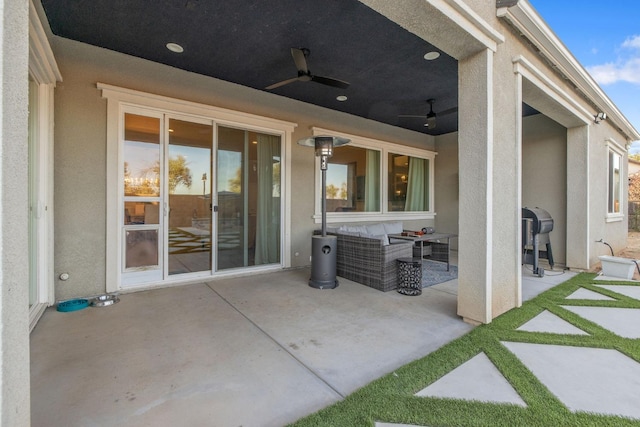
[497,0,640,143]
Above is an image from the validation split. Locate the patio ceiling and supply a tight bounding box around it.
[40,0,465,135]
[39,0,538,136]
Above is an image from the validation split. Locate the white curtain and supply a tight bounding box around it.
[255,134,280,264]
[405,157,427,211]
[364,150,380,211]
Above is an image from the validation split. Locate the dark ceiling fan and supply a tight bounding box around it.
[265,47,350,90]
[399,99,457,129]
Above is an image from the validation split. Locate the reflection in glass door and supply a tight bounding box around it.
[217,126,281,270]
[123,113,162,283]
[167,118,213,275]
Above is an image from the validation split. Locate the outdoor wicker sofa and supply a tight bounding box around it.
[319,221,414,292]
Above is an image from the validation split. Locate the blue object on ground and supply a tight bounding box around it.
[57,299,89,312]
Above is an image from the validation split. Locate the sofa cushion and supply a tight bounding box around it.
[383,221,404,234]
[366,234,389,246]
[364,222,386,236]
[339,224,368,235]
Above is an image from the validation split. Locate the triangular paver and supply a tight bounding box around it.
[415,352,526,406]
[561,306,640,339]
[565,288,615,301]
[502,341,640,419]
[595,285,640,301]
[517,310,588,335]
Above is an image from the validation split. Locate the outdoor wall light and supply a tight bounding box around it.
[297,135,350,289]
[594,112,607,124]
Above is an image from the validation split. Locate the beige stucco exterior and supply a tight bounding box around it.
[2,1,31,425]
[2,0,638,420]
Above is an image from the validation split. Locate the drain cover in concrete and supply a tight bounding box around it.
[561,306,640,339]
[415,352,526,406]
[502,342,640,419]
[517,310,588,335]
[595,285,640,301]
[565,288,614,301]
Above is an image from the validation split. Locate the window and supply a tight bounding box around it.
[325,146,380,212]
[388,153,430,212]
[606,139,624,220]
[312,127,435,222]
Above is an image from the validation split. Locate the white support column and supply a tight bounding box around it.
[0,0,31,425]
[457,49,494,324]
[457,47,522,324]
[566,125,590,269]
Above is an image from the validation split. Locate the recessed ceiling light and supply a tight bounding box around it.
[336,95,348,102]
[424,51,440,60]
[166,43,184,53]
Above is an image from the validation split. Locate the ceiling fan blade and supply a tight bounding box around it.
[265,76,300,90]
[439,106,458,116]
[310,75,350,89]
[291,48,308,73]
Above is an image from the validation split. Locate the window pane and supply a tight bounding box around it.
[124,114,161,197]
[125,229,159,269]
[167,118,213,275]
[217,127,281,270]
[124,202,160,225]
[388,153,429,211]
[326,146,380,212]
[609,151,621,213]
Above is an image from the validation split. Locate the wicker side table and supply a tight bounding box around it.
[396,257,422,296]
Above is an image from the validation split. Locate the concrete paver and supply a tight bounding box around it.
[565,288,615,300]
[502,341,640,419]
[415,352,526,406]
[595,284,640,300]
[561,305,640,339]
[516,310,588,335]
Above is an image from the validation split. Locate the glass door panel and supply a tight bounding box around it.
[167,118,213,275]
[217,126,281,270]
[123,113,162,274]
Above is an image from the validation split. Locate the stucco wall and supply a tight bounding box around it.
[434,132,459,250]
[589,119,629,260]
[522,114,567,266]
[50,37,435,299]
[1,0,31,424]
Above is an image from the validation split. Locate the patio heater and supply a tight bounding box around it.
[298,135,351,289]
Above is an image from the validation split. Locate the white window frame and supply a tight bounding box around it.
[99,83,296,292]
[309,127,436,223]
[605,138,625,222]
[29,0,62,331]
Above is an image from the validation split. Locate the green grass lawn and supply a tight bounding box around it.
[290,273,640,427]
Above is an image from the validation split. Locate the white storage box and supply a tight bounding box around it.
[598,255,636,279]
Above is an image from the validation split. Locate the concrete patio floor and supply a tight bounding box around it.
[30,260,572,427]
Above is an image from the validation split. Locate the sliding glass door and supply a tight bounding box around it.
[167,118,213,275]
[120,110,281,287]
[216,126,281,270]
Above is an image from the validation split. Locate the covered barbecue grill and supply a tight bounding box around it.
[522,207,554,276]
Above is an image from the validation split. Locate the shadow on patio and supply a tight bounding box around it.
[31,266,473,427]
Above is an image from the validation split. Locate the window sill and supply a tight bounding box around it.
[313,212,436,223]
[605,213,624,223]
